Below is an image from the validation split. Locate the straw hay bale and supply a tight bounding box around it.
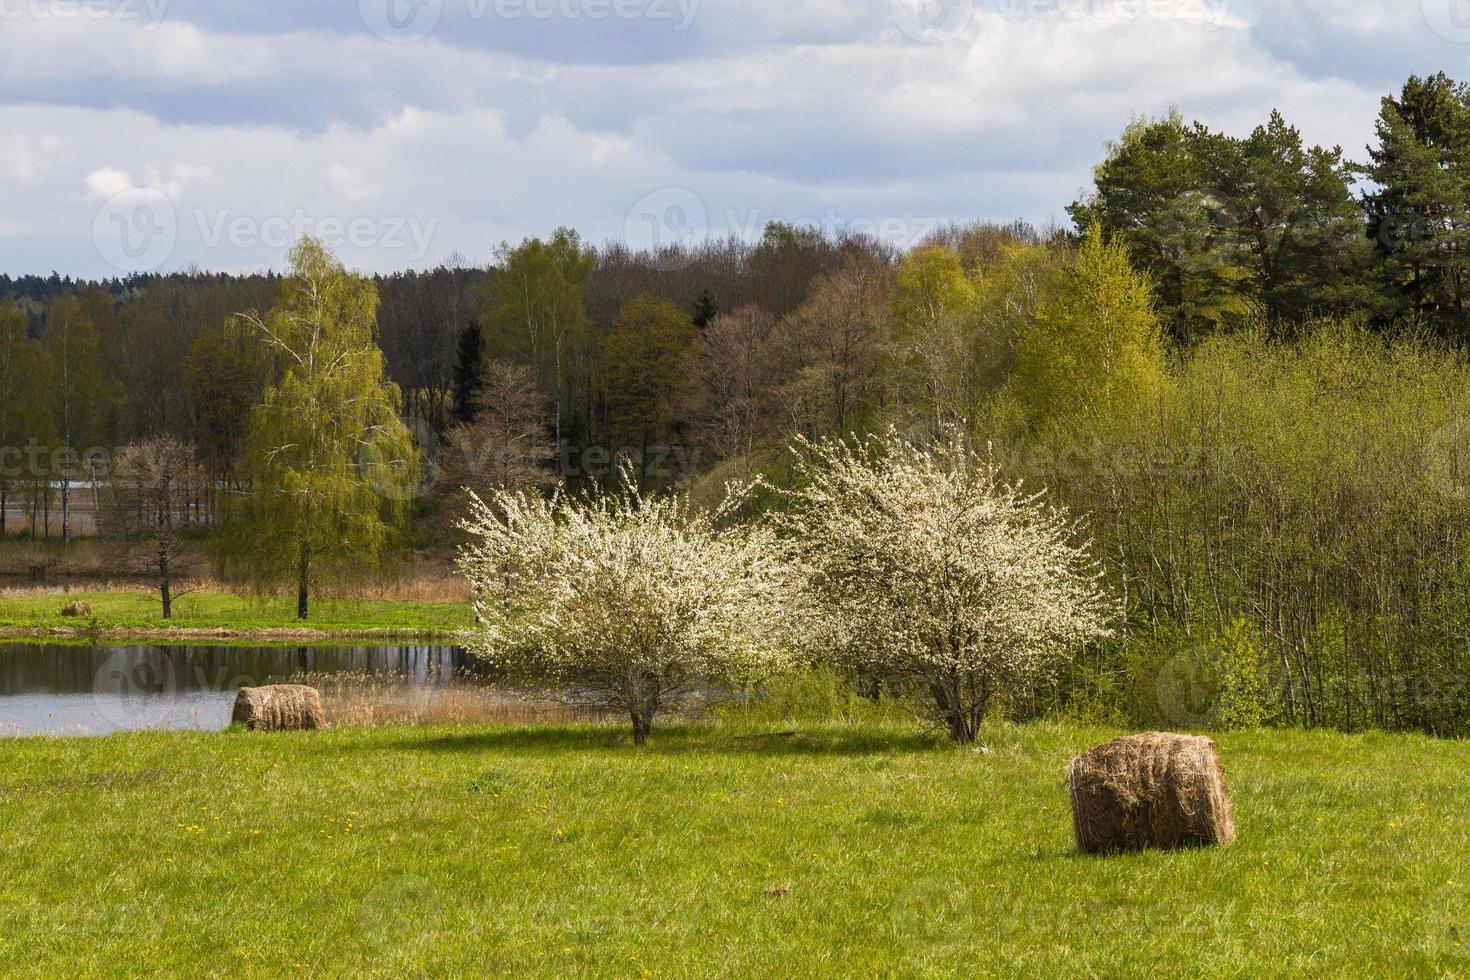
[1068,732,1234,854]
[231,684,326,731]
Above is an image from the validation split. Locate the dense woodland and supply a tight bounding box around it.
[7,72,1470,734]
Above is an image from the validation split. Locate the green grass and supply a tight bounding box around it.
[0,590,472,639]
[2,719,1467,976]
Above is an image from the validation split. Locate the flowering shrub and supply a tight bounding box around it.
[457,471,799,744]
[767,427,1114,743]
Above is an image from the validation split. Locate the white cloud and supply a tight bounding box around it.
[327,164,383,204]
[84,167,134,200]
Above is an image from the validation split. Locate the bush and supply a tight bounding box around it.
[1126,619,1273,731]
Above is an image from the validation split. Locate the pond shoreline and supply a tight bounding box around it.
[0,624,473,643]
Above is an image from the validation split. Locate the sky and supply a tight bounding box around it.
[0,0,1461,277]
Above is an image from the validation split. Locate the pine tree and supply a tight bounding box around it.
[1361,73,1470,335]
[691,288,718,330]
[451,322,485,424]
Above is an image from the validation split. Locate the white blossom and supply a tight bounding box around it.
[764,426,1114,743]
[456,470,800,744]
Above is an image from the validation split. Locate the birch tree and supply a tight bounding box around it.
[234,237,418,619]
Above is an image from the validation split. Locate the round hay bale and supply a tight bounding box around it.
[60,600,93,618]
[1068,732,1234,855]
[231,684,326,732]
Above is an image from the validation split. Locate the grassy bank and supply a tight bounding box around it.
[1,720,1467,976]
[0,589,472,641]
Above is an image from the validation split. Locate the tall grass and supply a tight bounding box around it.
[293,669,611,728]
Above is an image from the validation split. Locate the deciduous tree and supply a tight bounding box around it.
[233,237,418,620]
[767,428,1112,744]
[458,471,798,744]
[109,435,206,618]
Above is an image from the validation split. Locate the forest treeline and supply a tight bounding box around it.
[5,72,1470,734]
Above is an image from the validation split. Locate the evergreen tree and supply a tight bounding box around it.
[451,322,485,424]
[691,288,718,330]
[1072,109,1373,335]
[1361,73,1470,335]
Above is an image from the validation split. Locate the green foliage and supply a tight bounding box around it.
[476,230,594,446]
[600,293,697,484]
[233,237,418,618]
[1008,226,1168,432]
[183,315,272,481]
[1125,620,1273,731]
[714,667,909,729]
[43,294,104,453]
[1018,319,1470,734]
[0,300,55,510]
[889,245,979,429]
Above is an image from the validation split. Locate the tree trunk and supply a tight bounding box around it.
[61,477,70,544]
[297,547,310,620]
[160,547,172,620]
[630,708,653,746]
[1,486,6,536]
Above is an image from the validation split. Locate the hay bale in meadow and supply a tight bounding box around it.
[231,685,326,732]
[1068,732,1234,855]
[60,600,93,618]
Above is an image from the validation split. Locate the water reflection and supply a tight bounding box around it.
[0,643,473,737]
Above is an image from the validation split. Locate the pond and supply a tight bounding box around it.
[0,643,584,737]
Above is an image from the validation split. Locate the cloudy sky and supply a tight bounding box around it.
[0,0,1461,277]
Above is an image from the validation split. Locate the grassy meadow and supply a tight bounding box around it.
[2,718,1467,977]
[0,589,472,640]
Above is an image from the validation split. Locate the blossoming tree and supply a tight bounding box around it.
[457,472,798,745]
[769,428,1113,744]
